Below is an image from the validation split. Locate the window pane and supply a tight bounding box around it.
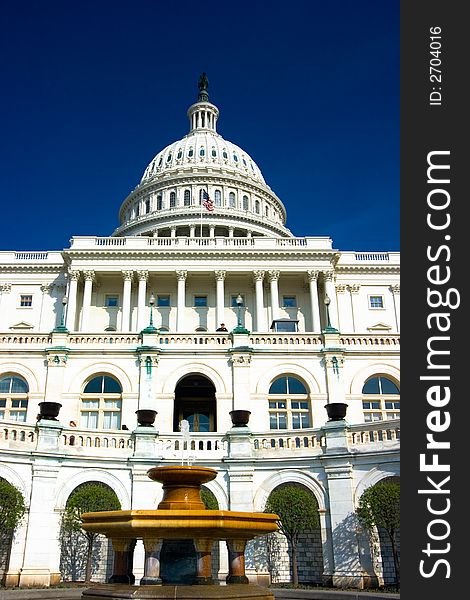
[0,399,6,407]
[104,399,121,409]
[84,377,102,394]
[278,414,287,429]
[103,376,122,393]
[157,295,170,307]
[0,411,4,419]
[287,377,307,394]
[370,296,384,308]
[81,412,98,428]
[292,413,300,429]
[0,379,10,393]
[103,411,121,429]
[106,296,118,307]
[194,296,207,307]
[380,377,400,394]
[82,399,99,410]
[269,377,287,394]
[10,411,26,422]
[283,296,297,307]
[270,414,279,429]
[362,377,380,394]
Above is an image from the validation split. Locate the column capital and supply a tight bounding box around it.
[390,284,400,295]
[322,270,335,282]
[214,270,226,281]
[306,269,320,282]
[40,283,53,295]
[0,283,12,293]
[137,270,149,282]
[335,284,347,294]
[267,269,280,282]
[68,270,81,281]
[176,270,188,281]
[253,270,265,282]
[122,270,134,282]
[348,284,361,294]
[83,270,95,282]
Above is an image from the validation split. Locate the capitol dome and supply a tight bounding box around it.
[113,74,292,239]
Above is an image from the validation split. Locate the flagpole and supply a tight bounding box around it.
[200,196,203,238]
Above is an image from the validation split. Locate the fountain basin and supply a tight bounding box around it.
[81,509,278,540]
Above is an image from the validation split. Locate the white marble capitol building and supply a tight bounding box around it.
[0,76,400,589]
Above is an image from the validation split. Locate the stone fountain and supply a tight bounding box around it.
[80,464,279,599]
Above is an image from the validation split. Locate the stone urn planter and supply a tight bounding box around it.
[38,402,62,421]
[325,402,348,421]
[135,409,158,427]
[229,409,251,427]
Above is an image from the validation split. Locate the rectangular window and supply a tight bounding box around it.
[105,295,119,307]
[20,295,33,307]
[157,295,170,307]
[194,295,208,307]
[369,295,384,309]
[282,295,297,308]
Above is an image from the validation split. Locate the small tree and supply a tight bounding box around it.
[357,480,400,586]
[0,479,25,582]
[61,482,120,582]
[265,484,320,585]
[201,486,219,510]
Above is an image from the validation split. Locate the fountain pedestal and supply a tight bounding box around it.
[81,466,278,599]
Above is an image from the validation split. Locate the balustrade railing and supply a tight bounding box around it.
[61,429,134,452]
[252,429,324,453]
[249,334,323,346]
[348,420,400,445]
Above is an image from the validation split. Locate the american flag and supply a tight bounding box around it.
[202,190,214,212]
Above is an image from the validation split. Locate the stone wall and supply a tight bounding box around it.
[60,531,113,583]
[377,528,400,586]
[265,531,324,584]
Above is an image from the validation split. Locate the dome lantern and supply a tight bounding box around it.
[187,73,219,134]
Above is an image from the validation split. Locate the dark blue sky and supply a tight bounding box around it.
[0,0,399,252]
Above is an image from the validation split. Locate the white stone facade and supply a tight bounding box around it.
[0,80,399,589]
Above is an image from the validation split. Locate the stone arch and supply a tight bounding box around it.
[253,469,327,512]
[160,363,227,395]
[66,362,133,394]
[255,363,321,395]
[354,465,400,507]
[0,362,40,393]
[55,469,131,511]
[201,479,229,510]
[349,363,400,395]
[0,464,29,507]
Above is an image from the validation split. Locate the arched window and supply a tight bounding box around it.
[222,150,228,160]
[136,203,140,216]
[184,189,191,206]
[362,376,400,422]
[199,147,205,157]
[233,153,238,162]
[145,198,151,214]
[166,153,172,163]
[177,148,183,159]
[81,375,122,430]
[170,191,176,208]
[229,192,236,208]
[214,190,222,206]
[255,199,260,214]
[268,376,310,430]
[265,205,269,217]
[199,189,205,204]
[242,195,249,210]
[157,195,163,210]
[211,148,217,158]
[0,375,29,422]
[188,147,194,157]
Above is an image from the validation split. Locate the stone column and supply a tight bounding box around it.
[65,271,80,331]
[323,354,346,405]
[18,461,61,587]
[0,283,11,326]
[141,538,164,585]
[170,226,177,238]
[121,271,133,332]
[80,270,95,332]
[176,270,187,332]
[39,284,53,330]
[348,284,361,332]
[390,284,400,332]
[253,270,266,332]
[226,540,249,584]
[209,224,215,238]
[323,271,339,330]
[307,270,320,333]
[215,270,226,328]
[228,226,234,238]
[44,349,69,409]
[268,270,280,323]
[190,225,196,237]
[230,351,252,413]
[194,538,214,584]
[109,539,135,584]
[137,270,149,332]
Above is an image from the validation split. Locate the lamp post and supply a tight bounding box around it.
[322,294,339,333]
[236,293,243,328]
[141,292,158,334]
[52,296,69,333]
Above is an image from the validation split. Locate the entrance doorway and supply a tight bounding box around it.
[173,374,217,432]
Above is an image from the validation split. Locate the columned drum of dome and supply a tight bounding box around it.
[114,76,291,240]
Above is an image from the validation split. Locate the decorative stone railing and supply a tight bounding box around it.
[0,251,63,264]
[249,334,323,346]
[0,419,399,458]
[67,333,141,345]
[157,434,228,459]
[61,429,134,452]
[252,430,325,454]
[0,334,53,345]
[347,420,400,446]
[156,333,230,346]
[338,335,400,346]
[69,235,336,251]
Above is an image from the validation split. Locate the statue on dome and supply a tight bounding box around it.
[198,72,209,101]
